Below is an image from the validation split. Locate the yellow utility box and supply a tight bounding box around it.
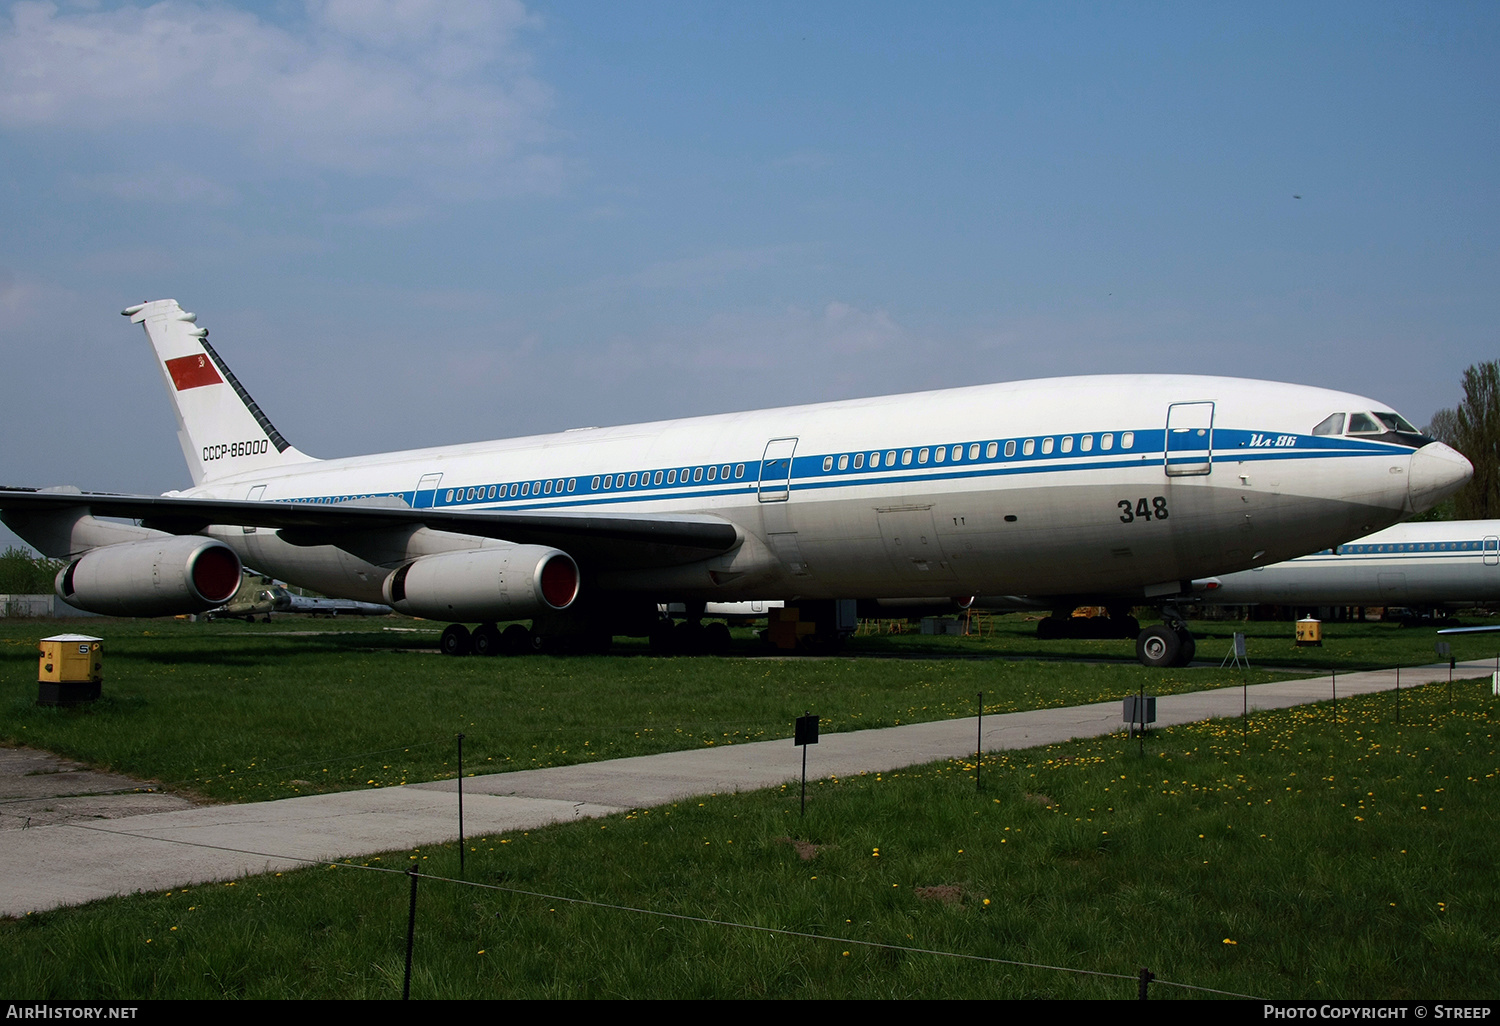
[765,606,818,650]
[1295,617,1322,647]
[38,634,103,705]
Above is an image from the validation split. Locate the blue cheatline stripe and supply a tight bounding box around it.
[282,426,1416,510]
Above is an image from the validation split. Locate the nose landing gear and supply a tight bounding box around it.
[1135,618,1196,667]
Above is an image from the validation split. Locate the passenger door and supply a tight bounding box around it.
[1165,402,1215,477]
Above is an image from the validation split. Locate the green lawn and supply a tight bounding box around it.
[3,676,1495,999]
[1,614,1424,804]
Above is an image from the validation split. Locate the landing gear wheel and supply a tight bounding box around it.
[471,623,502,657]
[674,620,706,655]
[649,620,675,654]
[703,621,731,655]
[440,623,472,657]
[1174,628,1196,666]
[1135,625,1182,668]
[501,623,533,655]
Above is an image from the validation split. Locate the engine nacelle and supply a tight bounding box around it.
[382,545,579,622]
[57,537,243,617]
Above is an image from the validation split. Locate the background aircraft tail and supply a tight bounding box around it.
[126,299,317,486]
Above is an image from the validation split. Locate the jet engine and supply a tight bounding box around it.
[382,545,580,621]
[56,537,243,616]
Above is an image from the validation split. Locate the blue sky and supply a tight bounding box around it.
[1,1,1496,543]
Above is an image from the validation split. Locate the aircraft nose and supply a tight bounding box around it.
[1408,441,1473,514]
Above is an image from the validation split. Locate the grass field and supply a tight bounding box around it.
[3,614,1496,805]
[2,673,1495,999]
[2,612,1498,998]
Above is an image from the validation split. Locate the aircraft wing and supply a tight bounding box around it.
[0,488,740,570]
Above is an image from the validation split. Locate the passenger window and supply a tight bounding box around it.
[654,471,664,485]
[667,469,677,484]
[721,465,730,479]
[952,445,963,461]
[534,480,543,493]
[628,474,638,487]
[591,476,601,489]
[1121,431,1134,449]
[1003,440,1015,457]
[823,456,834,471]
[522,482,530,496]
[902,449,913,466]
[1060,437,1073,453]
[735,464,745,478]
[869,452,880,468]
[567,479,576,492]
[854,452,865,469]
[837,454,849,470]
[970,443,981,460]
[986,442,998,458]
[1041,438,1054,455]
[1022,439,1035,456]
[707,466,716,481]
[1081,435,1093,452]
[694,467,704,482]
[543,480,553,495]
[934,447,945,463]
[918,448,929,464]
[1101,434,1113,450]
[445,489,454,502]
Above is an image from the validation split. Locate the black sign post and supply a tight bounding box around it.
[794,712,819,816]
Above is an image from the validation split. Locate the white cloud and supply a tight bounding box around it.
[0,0,557,193]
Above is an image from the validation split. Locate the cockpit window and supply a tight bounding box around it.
[1311,413,1345,436]
[1375,412,1418,434]
[1347,412,1383,435]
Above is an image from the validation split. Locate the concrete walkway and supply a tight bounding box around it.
[2,659,1493,918]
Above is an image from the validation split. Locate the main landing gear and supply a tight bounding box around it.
[439,622,544,657]
[1035,603,1140,641]
[648,617,733,656]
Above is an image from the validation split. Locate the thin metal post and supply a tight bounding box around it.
[403,866,419,1000]
[457,733,465,879]
[975,692,982,792]
[800,744,808,816]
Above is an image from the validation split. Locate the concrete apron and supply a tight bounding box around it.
[2,659,1491,917]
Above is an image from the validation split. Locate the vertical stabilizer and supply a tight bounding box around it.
[125,299,317,486]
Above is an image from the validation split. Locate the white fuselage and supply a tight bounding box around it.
[175,374,1450,608]
[1195,520,1500,607]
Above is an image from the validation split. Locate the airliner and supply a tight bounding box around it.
[0,299,1473,667]
[1192,520,1500,609]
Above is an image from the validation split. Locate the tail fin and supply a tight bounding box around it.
[125,299,318,486]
